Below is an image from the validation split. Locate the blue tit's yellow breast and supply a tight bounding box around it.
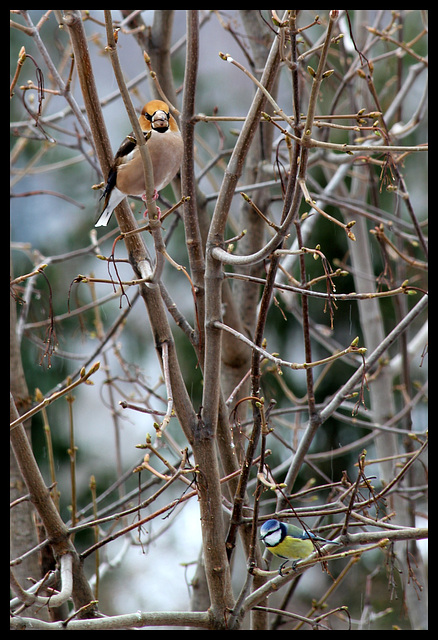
[268,535,315,560]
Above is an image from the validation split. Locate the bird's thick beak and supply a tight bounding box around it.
[152,110,169,130]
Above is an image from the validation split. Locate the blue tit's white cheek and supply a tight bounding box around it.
[264,530,282,547]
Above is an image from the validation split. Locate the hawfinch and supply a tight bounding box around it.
[95,99,183,227]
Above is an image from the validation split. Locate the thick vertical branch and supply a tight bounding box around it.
[202,20,281,437]
[198,21,282,625]
[181,11,205,357]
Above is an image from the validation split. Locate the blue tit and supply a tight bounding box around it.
[260,519,340,573]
